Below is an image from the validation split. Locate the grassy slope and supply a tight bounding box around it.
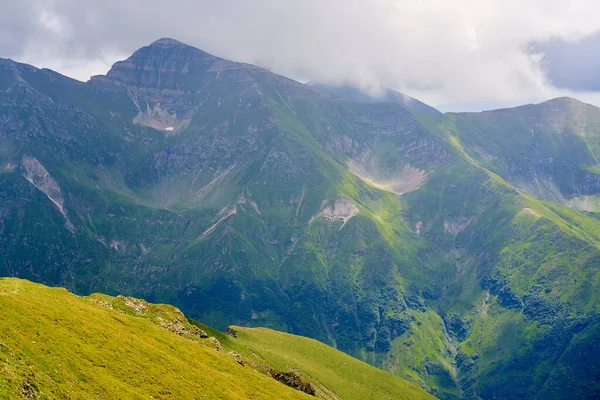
[0,278,435,400]
[225,326,434,400]
[396,113,600,398]
[445,98,600,206]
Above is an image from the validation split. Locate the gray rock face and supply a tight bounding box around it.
[90,38,264,135]
[319,198,359,228]
[99,38,219,89]
[21,155,73,231]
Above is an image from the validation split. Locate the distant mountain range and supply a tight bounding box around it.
[2,38,600,399]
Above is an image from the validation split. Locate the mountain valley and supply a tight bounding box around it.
[1,38,600,399]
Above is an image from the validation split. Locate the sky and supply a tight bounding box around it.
[2,0,600,112]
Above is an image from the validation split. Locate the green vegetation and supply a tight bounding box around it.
[3,39,600,399]
[223,326,434,400]
[0,278,434,400]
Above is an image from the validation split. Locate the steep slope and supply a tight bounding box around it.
[392,117,600,398]
[0,278,435,400]
[0,38,452,358]
[2,38,600,400]
[447,97,600,210]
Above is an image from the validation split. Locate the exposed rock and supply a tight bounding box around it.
[89,294,208,339]
[21,156,64,212]
[237,194,261,215]
[2,162,16,172]
[208,337,222,351]
[268,369,316,396]
[224,327,238,338]
[109,239,127,251]
[133,102,190,132]
[201,205,237,238]
[139,242,151,254]
[228,351,244,366]
[122,297,149,314]
[443,216,476,235]
[21,155,73,231]
[348,158,428,195]
[415,221,424,235]
[319,198,359,229]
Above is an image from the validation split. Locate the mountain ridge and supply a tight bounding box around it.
[1,38,600,399]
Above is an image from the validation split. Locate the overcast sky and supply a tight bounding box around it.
[2,0,600,111]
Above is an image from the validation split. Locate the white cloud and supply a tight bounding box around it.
[3,0,600,108]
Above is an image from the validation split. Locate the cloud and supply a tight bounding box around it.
[535,32,600,92]
[2,0,600,108]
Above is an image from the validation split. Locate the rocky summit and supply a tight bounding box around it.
[2,38,600,399]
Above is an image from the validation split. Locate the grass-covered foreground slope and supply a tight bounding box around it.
[0,278,435,400]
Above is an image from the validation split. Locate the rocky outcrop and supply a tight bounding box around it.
[228,351,244,366]
[21,155,73,231]
[88,294,209,339]
[319,198,359,229]
[443,216,476,235]
[268,369,316,396]
[89,38,262,134]
[224,327,238,338]
[348,158,427,195]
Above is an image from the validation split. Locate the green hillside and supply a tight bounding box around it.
[0,278,434,400]
[2,38,600,399]
[447,98,600,209]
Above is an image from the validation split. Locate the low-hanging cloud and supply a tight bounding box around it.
[2,0,600,109]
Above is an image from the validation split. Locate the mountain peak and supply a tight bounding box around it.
[541,96,588,107]
[149,37,189,47]
[93,38,221,90]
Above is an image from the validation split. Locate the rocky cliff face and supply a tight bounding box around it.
[2,39,600,399]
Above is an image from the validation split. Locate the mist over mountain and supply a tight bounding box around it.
[308,83,442,115]
[2,38,600,399]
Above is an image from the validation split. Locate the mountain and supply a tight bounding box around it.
[447,97,600,210]
[309,82,441,115]
[1,38,600,399]
[0,278,433,399]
